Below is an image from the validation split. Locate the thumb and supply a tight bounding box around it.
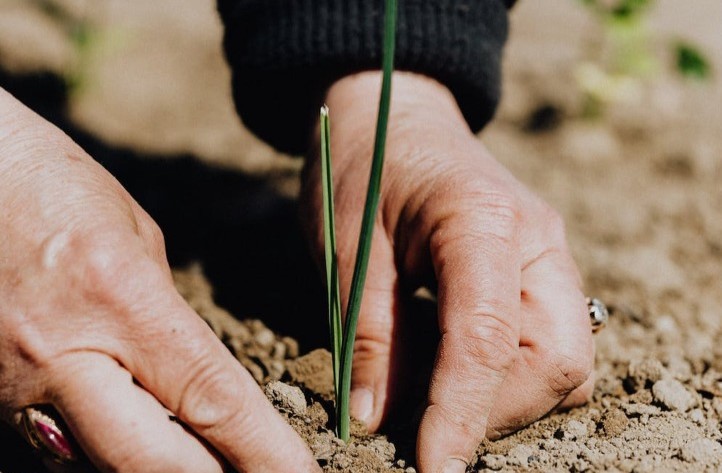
[343,231,403,431]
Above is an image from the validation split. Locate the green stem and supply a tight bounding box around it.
[320,106,343,404]
[337,0,397,442]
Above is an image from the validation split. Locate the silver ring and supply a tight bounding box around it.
[587,297,609,333]
[20,405,78,464]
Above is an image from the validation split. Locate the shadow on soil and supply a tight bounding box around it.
[1,67,330,471]
[0,67,327,350]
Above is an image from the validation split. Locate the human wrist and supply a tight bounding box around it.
[323,71,471,145]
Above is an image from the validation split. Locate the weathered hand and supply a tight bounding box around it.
[302,72,594,473]
[0,88,320,473]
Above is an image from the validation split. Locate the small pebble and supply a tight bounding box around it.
[271,341,287,360]
[282,336,300,358]
[563,419,589,440]
[507,444,536,468]
[689,408,706,425]
[482,454,507,470]
[255,328,276,349]
[263,381,307,415]
[621,402,659,416]
[679,438,722,463]
[652,378,697,412]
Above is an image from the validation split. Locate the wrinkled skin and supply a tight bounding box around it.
[0,67,594,473]
[0,88,321,473]
[301,72,594,473]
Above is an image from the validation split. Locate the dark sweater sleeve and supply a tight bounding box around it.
[218,0,513,155]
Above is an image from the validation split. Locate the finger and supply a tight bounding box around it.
[417,205,522,473]
[486,249,594,438]
[118,267,321,473]
[48,354,223,472]
[344,230,406,431]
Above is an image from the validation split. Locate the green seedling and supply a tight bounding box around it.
[321,0,397,441]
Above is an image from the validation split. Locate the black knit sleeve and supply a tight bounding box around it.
[218,0,512,155]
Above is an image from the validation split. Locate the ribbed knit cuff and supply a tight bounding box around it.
[219,0,510,155]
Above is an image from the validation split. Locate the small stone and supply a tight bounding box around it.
[621,402,659,417]
[226,322,251,343]
[405,467,416,473]
[263,381,307,415]
[679,438,722,463]
[689,408,706,425]
[271,341,287,360]
[282,336,300,358]
[396,459,406,468]
[507,444,536,468]
[482,454,507,470]
[255,328,276,349]
[310,435,335,462]
[563,419,589,440]
[652,378,697,412]
[665,355,692,381]
[267,359,285,380]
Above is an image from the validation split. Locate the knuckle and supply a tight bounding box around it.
[429,401,484,440]
[449,315,518,375]
[353,336,391,365]
[475,190,521,228]
[428,190,520,258]
[74,237,132,298]
[71,232,162,311]
[175,352,245,433]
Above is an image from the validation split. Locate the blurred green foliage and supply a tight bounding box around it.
[575,0,713,117]
[675,42,712,80]
[28,0,101,94]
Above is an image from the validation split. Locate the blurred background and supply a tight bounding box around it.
[1,0,722,471]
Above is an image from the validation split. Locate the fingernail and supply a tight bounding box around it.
[440,458,467,473]
[350,387,374,425]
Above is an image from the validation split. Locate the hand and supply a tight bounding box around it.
[301,72,594,473]
[0,88,320,473]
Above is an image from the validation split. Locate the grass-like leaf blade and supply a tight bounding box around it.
[320,105,343,406]
[337,0,397,442]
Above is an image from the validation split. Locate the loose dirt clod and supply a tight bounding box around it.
[652,378,697,412]
[264,381,307,416]
[678,438,722,464]
[627,358,667,392]
[562,419,589,440]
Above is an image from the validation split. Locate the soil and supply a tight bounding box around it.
[1,0,722,472]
